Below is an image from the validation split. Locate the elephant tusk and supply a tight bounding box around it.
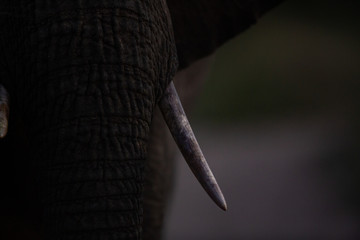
[159,82,227,211]
[0,84,9,138]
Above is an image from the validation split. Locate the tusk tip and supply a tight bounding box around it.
[209,185,227,211]
[216,200,227,211]
[219,199,228,211]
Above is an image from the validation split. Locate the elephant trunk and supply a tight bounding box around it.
[35,110,147,239]
[6,1,177,239]
[35,109,148,239]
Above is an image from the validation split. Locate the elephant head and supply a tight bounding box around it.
[0,0,281,239]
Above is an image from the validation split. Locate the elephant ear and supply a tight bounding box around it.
[167,0,283,70]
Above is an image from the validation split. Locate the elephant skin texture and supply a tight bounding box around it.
[0,1,177,239]
[0,1,282,239]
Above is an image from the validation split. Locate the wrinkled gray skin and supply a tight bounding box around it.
[0,1,281,239]
[1,1,177,240]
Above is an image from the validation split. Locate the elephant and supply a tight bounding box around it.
[0,1,282,239]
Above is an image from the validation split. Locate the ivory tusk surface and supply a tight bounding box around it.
[159,81,227,211]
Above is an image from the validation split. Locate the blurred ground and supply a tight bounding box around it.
[165,1,360,239]
[165,117,360,240]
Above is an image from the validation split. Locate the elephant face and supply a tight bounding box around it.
[0,1,282,239]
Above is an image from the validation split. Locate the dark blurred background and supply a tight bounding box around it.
[165,1,360,239]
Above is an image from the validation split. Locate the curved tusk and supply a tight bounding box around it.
[0,84,9,138]
[159,82,227,211]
